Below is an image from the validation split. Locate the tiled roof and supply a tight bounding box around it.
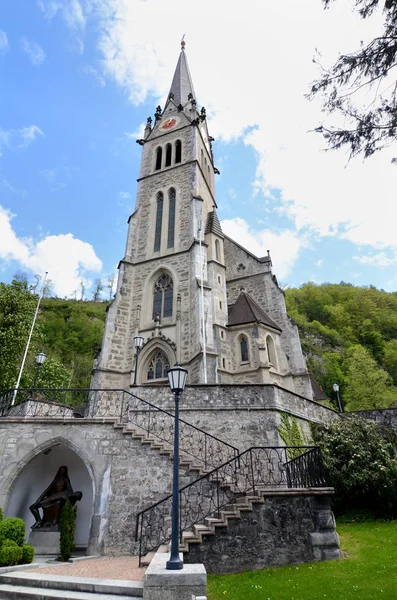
[205,210,223,237]
[227,292,281,331]
[168,48,196,107]
[310,377,328,402]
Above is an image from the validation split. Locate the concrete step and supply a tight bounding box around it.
[0,573,143,598]
[0,585,141,599]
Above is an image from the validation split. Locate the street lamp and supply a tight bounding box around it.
[166,363,188,571]
[133,336,144,385]
[32,352,46,397]
[332,383,343,413]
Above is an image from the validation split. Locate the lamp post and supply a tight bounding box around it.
[332,383,343,413]
[32,352,46,397]
[166,364,188,571]
[133,336,144,385]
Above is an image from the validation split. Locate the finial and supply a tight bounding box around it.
[181,34,186,50]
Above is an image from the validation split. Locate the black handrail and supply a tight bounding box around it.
[135,445,327,564]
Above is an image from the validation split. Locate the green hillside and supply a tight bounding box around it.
[1,278,397,411]
[285,282,397,410]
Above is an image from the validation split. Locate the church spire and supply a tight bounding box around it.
[168,38,196,107]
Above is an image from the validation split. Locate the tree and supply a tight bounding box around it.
[106,274,115,301]
[309,1,397,161]
[313,417,397,516]
[92,278,103,302]
[344,344,396,410]
[0,279,38,391]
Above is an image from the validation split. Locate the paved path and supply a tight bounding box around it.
[29,556,146,581]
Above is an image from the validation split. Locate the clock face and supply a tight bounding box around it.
[159,116,180,132]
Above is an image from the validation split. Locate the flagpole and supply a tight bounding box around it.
[12,272,48,405]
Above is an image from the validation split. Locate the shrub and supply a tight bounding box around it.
[0,543,22,566]
[0,507,3,521]
[59,500,77,561]
[0,518,25,547]
[20,544,34,565]
[313,417,397,517]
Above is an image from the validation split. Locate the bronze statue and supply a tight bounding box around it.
[29,466,82,529]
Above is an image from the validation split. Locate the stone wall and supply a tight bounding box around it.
[354,408,397,431]
[185,491,340,573]
[0,420,197,556]
[132,384,338,450]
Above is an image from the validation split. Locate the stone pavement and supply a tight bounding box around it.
[29,556,146,581]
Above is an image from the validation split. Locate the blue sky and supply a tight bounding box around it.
[1,0,397,298]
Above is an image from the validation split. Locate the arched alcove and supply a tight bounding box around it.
[6,443,94,548]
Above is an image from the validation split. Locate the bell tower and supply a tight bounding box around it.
[93,40,227,389]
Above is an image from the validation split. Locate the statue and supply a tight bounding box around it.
[29,466,82,530]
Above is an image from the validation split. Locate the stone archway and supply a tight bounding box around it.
[5,441,94,549]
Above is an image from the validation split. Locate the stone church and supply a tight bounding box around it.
[92,40,313,401]
[0,42,339,574]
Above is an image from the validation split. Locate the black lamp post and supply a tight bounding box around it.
[133,336,144,385]
[166,363,188,571]
[333,383,343,413]
[32,352,46,397]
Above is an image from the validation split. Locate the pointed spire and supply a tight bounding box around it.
[168,38,196,107]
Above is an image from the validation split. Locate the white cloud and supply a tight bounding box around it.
[0,205,102,297]
[21,37,46,66]
[354,252,397,268]
[221,217,304,281]
[0,125,43,156]
[118,191,132,200]
[81,64,105,87]
[0,30,9,56]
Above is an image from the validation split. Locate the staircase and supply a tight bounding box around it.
[0,571,143,599]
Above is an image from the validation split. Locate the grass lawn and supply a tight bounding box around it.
[207,520,397,600]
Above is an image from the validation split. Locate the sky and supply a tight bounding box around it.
[1,0,396,298]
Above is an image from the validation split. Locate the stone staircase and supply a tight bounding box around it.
[0,571,143,600]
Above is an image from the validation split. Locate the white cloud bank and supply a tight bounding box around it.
[38,0,397,281]
[0,125,44,156]
[21,37,46,66]
[0,205,102,297]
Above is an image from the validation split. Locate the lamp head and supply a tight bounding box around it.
[332,383,339,392]
[167,364,188,394]
[134,336,144,350]
[36,352,46,366]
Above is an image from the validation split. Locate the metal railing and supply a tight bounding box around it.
[135,446,327,564]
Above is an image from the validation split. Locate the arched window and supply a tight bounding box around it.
[152,273,173,320]
[165,143,172,167]
[154,192,163,252]
[155,147,162,170]
[147,351,170,380]
[175,140,182,163]
[167,188,176,248]
[215,239,220,261]
[266,335,277,368]
[240,336,249,362]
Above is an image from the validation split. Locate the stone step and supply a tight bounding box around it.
[0,573,143,598]
[0,584,141,600]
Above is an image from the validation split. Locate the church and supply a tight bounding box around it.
[0,42,340,574]
[92,39,313,401]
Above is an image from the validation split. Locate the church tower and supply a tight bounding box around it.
[93,41,313,399]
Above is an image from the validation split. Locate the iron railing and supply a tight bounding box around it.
[135,446,327,564]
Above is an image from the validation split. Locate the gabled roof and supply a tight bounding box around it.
[168,46,196,107]
[205,210,223,237]
[310,377,328,402]
[227,292,281,331]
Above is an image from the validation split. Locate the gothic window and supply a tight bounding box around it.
[215,239,220,261]
[167,188,176,248]
[155,147,162,170]
[266,335,277,368]
[175,140,182,163]
[154,192,163,251]
[240,336,249,362]
[152,273,173,320]
[147,351,170,380]
[165,143,172,167]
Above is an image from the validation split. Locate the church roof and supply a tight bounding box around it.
[205,210,223,237]
[227,292,281,331]
[168,44,196,107]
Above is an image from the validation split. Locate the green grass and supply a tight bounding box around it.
[207,520,397,600]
